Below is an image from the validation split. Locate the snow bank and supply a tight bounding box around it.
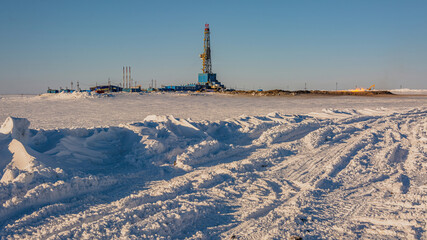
[39,91,114,99]
[0,117,30,142]
[1,107,426,239]
[390,88,427,95]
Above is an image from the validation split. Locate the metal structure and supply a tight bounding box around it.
[197,24,225,90]
[157,23,225,92]
[126,67,129,88]
[122,66,132,89]
[200,24,212,74]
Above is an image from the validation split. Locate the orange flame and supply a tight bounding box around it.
[349,88,367,92]
[348,85,375,92]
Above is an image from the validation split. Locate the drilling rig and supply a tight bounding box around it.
[161,24,226,92]
[200,24,212,74]
[198,24,225,90]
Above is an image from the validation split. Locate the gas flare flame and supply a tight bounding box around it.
[348,85,375,92]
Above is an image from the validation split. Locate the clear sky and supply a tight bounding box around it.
[1,0,426,94]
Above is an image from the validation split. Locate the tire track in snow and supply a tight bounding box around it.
[220,108,427,239]
[1,108,426,239]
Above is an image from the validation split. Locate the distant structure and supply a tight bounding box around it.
[123,67,125,88]
[198,24,224,89]
[123,66,132,89]
[90,84,122,93]
[48,25,225,94]
[47,66,141,94]
[161,23,225,91]
[47,88,59,93]
[200,24,212,74]
[122,66,141,92]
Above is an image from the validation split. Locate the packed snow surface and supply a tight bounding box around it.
[0,92,426,129]
[390,88,427,95]
[0,93,426,239]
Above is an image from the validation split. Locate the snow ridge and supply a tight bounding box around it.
[0,108,426,239]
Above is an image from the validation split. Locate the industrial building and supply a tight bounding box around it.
[123,86,142,92]
[90,66,141,93]
[47,88,59,93]
[121,66,142,92]
[162,84,201,91]
[90,85,122,93]
[47,87,77,93]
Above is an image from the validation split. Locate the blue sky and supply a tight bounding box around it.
[1,0,426,94]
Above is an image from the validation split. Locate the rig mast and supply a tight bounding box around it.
[200,24,212,74]
[197,23,225,90]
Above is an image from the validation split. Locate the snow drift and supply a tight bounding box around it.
[38,91,115,99]
[0,108,426,239]
[390,88,427,95]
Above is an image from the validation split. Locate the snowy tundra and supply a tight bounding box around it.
[0,92,426,239]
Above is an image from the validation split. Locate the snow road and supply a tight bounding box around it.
[0,91,426,129]
[0,93,426,239]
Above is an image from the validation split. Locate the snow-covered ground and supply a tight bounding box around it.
[0,92,426,239]
[390,88,427,95]
[0,91,426,129]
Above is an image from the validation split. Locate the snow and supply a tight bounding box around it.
[390,88,427,95]
[0,92,426,130]
[0,92,426,239]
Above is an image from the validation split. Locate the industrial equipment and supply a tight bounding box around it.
[198,24,225,90]
[200,24,212,74]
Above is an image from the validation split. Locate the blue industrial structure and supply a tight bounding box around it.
[161,84,203,92]
[47,88,75,93]
[60,89,74,93]
[198,73,215,84]
[47,88,59,93]
[198,73,225,89]
[122,86,142,92]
